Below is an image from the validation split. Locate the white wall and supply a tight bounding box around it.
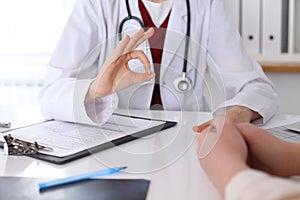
[266,73,300,115]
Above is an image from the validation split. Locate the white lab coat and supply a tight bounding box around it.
[39,0,278,125]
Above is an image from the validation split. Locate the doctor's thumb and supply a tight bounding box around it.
[132,71,155,84]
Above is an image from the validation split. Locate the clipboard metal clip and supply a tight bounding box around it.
[3,134,53,156]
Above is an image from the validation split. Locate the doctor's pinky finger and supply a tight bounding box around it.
[123,29,145,53]
[105,35,131,65]
[132,28,155,50]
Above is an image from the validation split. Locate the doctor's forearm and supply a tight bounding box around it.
[225,106,261,123]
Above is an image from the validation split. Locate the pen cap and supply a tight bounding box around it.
[38,183,47,190]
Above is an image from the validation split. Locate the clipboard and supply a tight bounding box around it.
[0,113,177,164]
[0,176,150,200]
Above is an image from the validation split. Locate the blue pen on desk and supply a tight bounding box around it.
[38,166,127,191]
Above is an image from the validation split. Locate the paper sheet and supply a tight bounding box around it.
[4,114,165,157]
[260,114,300,130]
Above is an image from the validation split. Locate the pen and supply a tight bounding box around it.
[38,166,127,191]
[0,122,11,128]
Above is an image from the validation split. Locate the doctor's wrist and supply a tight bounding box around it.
[225,106,260,123]
[86,79,119,105]
[85,80,97,104]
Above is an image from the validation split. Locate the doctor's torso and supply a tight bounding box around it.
[50,0,218,112]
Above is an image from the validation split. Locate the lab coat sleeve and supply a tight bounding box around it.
[39,0,117,125]
[225,169,300,200]
[206,0,279,124]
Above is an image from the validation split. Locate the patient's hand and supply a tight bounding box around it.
[196,117,249,197]
[237,123,300,177]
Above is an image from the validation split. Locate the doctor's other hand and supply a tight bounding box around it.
[236,123,300,177]
[192,105,261,133]
[196,117,249,197]
[85,28,155,104]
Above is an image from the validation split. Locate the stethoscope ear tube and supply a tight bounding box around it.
[119,0,146,41]
[118,16,145,41]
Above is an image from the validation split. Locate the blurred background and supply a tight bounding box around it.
[0,0,299,116]
[0,0,75,107]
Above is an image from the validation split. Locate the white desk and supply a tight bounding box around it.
[2,107,300,200]
[0,107,222,200]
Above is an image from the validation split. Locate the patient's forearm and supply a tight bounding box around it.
[288,143,300,176]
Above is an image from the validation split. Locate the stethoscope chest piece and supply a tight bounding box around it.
[173,73,192,93]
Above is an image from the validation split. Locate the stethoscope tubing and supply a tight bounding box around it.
[118,0,192,93]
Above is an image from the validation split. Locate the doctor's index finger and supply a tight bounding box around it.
[193,120,210,133]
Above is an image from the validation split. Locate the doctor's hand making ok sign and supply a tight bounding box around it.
[84,28,155,105]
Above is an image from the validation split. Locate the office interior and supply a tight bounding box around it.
[0,0,299,115]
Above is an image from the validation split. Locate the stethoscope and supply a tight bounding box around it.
[118,0,192,93]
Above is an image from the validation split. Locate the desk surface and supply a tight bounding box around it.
[0,107,221,200]
[1,107,300,200]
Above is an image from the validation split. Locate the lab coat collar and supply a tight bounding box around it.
[129,0,187,18]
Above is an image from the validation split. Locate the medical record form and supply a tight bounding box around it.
[1,113,176,163]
